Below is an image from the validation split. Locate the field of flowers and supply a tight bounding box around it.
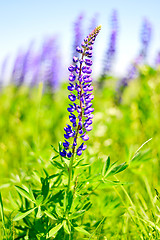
[0,11,160,240]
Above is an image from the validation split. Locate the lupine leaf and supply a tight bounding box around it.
[51,161,64,169]
[28,186,35,202]
[48,173,59,180]
[51,145,59,153]
[35,195,43,206]
[74,226,90,236]
[63,220,71,234]
[69,210,85,220]
[13,207,36,221]
[43,168,49,177]
[44,210,57,220]
[36,206,42,219]
[102,156,110,176]
[47,223,63,238]
[52,155,59,160]
[15,185,34,202]
[107,162,128,176]
[42,178,49,199]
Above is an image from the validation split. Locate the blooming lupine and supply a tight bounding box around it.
[42,38,61,90]
[60,25,101,158]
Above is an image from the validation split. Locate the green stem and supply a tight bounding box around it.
[67,154,74,193]
[67,52,85,193]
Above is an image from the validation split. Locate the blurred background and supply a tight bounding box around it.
[1,1,160,238]
[0,0,160,81]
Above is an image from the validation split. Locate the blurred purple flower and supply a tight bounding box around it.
[140,18,152,60]
[72,13,84,62]
[102,10,118,75]
[88,13,99,33]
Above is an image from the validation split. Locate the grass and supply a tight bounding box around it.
[0,65,160,239]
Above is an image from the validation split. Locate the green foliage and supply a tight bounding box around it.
[0,65,160,239]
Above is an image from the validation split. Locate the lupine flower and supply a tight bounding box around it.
[140,18,152,60]
[60,25,101,158]
[12,51,25,85]
[72,13,84,62]
[102,10,118,75]
[42,38,61,90]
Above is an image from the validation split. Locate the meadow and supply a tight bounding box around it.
[0,15,160,240]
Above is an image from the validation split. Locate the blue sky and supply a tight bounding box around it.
[0,0,160,77]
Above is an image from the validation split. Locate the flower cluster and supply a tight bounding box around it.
[0,36,61,90]
[60,25,101,158]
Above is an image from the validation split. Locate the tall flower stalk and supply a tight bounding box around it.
[60,25,101,190]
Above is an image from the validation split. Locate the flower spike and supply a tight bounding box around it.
[60,25,101,158]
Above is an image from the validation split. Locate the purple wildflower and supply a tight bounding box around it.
[103,10,118,75]
[60,25,101,158]
[140,18,152,60]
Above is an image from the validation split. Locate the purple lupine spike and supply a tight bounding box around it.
[60,25,101,158]
[18,42,34,86]
[30,54,42,86]
[41,37,56,61]
[43,38,61,90]
[88,13,99,33]
[12,42,34,86]
[12,51,25,85]
[102,10,118,75]
[72,13,84,62]
[140,18,152,60]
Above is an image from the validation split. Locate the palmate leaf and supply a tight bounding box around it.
[13,207,37,221]
[15,185,34,202]
[46,223,63,238]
